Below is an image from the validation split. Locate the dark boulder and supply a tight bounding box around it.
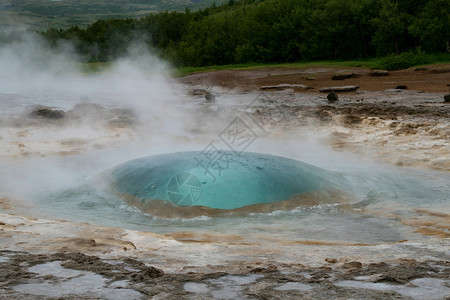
[29,108,65,119]
[205,92,216,102]
[444,94,450,103]
[327,91,339,102]
[396,85,407,90]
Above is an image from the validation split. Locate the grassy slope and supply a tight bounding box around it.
[174,60,383,76]
[78,54,450,76]
[173,54,450,76]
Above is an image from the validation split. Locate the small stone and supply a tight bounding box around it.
[327,91,339,102]
[320,86,359,92]
[250,267,265,273]
[370,70,389,76]
[332,72,360,80]
[205,92,216,102]
[342,261,362,269]
[132,266,165,281]
[325,258,337,263]
[444,94,450,103]
[384,89,404,93]
[250,265,277,273]
[260,84,308,90]
[396,85,407,89]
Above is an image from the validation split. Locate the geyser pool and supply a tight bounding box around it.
[103,151,349,211]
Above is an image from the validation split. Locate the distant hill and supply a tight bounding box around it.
[0,0,226,29]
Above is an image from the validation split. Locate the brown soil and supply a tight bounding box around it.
[179,65,450,93]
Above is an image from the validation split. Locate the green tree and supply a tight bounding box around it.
[372,0,411,55]
[409,0,450,53]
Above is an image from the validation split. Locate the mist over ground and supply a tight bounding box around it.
[0,33,179,200]
[1,29,448,224]
[0,31,363,209]
[0,20,449,300]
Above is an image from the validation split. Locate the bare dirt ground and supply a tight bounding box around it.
[179,65,450,93]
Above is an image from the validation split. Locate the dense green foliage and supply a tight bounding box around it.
[379,48,432,70]
[39,0,450,67]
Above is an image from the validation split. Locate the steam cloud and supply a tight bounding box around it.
[0,31,354,214]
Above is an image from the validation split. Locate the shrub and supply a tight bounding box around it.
[380,49,431,70]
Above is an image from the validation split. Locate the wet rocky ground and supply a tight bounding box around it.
[183,87,450,172]
[0,251,449,299]
[1,66,449,299]
[181,65,450,171]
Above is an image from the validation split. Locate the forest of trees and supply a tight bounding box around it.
[39,0,449,66]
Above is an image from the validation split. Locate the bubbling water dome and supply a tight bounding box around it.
[102,151,352,217]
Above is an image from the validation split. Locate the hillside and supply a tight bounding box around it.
[0,0,227,29]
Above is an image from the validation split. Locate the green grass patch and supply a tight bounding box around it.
[173,59,385,76]
[423,52,450,65]
[79,55,449,77]
[174,54,450,76]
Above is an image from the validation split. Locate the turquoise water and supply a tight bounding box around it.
[3,146,447,244]
[0,87,448,245]
[106,151,349,210]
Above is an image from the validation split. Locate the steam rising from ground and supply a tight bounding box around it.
[0,32,173,112]
[0,29,449,300]
[1,31,448,230]
[0,32,352,213]
[0,32,186,202]
[1,32,79,85]
[0,32,449,281]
